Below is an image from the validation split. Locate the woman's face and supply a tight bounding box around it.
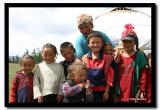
[122,40,135,51]
[78,23,93,37]
[88,36,103,53]
[42,48,56,64]
[61,47,75,61]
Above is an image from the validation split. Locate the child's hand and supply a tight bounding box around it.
[37,96,43,103]
[140,92,145,99]
[78,83,85,89]
[84,80,92,95]
[56,95,64,103]
[85,80,90,89]
[103,91,109,102]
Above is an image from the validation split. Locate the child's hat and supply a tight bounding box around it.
[77,14,93,26]
[121,23,137,41]
[124,23,134,30]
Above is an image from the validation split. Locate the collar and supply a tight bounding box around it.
[87,50,103,60]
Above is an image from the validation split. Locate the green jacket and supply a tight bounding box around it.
[114,51,148,97]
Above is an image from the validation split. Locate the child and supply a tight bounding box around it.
[9,54,35,103]
[75,13,111,59]
[33,43,65,103]
[60,42,76,79]
[82,31,114,103]
[145,53,151,103]
[103,43,114,55]
[116,24,148,102]
[62,62,93,103]
[103,43,121,102]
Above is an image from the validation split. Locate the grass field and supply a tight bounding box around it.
[9,63,20,96]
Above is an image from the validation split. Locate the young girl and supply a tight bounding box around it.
[62,62,93,103]
[60,42,76,79]
[116,24,148,102]
[9,55,35,103]
[82,31,114,103]
[33,43,65,103]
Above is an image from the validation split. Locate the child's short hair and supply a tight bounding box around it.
[20,54,35,66]
[67,62,87,80]
[60,42,75,54]
[87,31,105,45]
[42,43,57,54]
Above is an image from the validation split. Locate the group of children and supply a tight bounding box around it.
[9,14,152,104]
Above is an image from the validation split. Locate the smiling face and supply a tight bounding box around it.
[88,36,104,53]
[21,58,35,73]
[122,40,135,52]
[42,48,56,64]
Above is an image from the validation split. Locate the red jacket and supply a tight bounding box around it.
[9,71,34,103]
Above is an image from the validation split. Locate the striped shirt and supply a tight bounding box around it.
[9,71,34,103]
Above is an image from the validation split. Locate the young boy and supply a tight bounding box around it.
[82,31,114,103]
[60,42,76,79]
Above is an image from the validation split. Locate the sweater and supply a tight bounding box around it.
[62,80,93,103]
[33,61,65,99]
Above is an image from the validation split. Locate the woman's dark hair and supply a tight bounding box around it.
[42,43,57,54]
[60,42,75,54]
[20,54,35,66]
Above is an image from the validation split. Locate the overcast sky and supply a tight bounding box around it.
[9,7,151,57]
[9,7,111,56]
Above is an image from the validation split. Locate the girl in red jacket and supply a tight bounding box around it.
[9,55,35,103]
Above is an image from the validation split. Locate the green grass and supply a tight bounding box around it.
[9,63,20,96]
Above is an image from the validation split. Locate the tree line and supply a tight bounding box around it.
[9,48,42,64]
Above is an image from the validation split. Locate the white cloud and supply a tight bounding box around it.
[9,7,108,56]
[9,7,152,57]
